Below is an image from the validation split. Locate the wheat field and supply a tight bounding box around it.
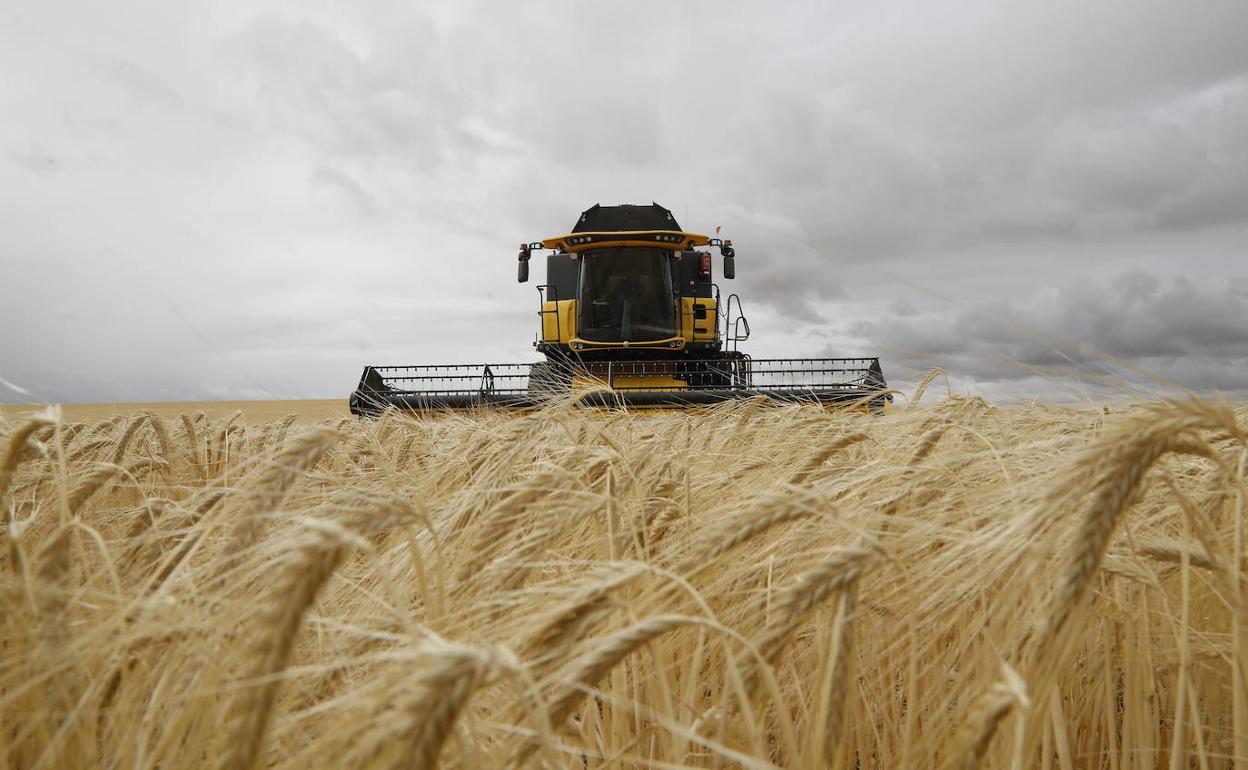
[2,394,1247,769]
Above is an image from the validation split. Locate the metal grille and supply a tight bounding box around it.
[363,363,533,396]
[362,358,883,397]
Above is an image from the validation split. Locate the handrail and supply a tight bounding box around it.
[537,284,561,344]
[724,293,750,351]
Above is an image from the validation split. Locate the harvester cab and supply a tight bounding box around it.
[350,203,890,415]
[522,204,741,355]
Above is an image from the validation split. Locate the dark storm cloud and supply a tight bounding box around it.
[852,270,1248,396]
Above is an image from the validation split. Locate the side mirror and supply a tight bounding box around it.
[517,243,531,283]
[723,249,736,280]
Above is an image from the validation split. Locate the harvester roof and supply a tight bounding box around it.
[542,202,710,253]
[572,202,681,232]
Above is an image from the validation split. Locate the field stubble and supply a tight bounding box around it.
[1,394,1247,769]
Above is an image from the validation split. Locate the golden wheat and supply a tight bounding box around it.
[1,395,1247,768]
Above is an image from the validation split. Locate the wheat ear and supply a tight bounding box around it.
[1,414,55,516]
[909,423,949,466]
[940,664,1029,770]
[1034,411,1226,656]
[787,432,868,485]
[2,415,56,573]
[643,478,683,549]
[453,467,570,585]
[219,528,349,770]
[178,413,204,476]
[142,412,173,466]
[66,462,125,515]
[911,367,945,405]
[366,644,499,770]
[219,427,338,573]
[817,586,858,765]
[755,547,876,665]
[110,414,149,465]
[550,614,694,722]
[1133,532,1215,571]
[676,491,825,574]
[121,497,175,569]
[513,615,696,765]
[522,566,642,659]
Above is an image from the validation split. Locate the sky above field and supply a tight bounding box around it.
[2,0,1247,403]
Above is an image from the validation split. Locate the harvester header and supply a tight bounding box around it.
[350,202,888,415]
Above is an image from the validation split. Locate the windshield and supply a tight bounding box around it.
[578,249,674,342]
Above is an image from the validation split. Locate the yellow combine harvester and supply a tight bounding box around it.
[350,203,889,415]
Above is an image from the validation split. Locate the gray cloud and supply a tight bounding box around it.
[1039,116,1208,220]
[851,270,1248,398]
[1,0,1247,402]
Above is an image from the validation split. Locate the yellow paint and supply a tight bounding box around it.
[567,336,685,351]
[572,373,688,390]
[541,297,718,349]
[539,280,718,350]
[540,299,577,344]
[680,296,718,343]
[540,230,712,253]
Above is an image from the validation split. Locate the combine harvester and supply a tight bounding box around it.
[350,203,890,416]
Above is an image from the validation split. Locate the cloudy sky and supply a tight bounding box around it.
[2,0,1246,404]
